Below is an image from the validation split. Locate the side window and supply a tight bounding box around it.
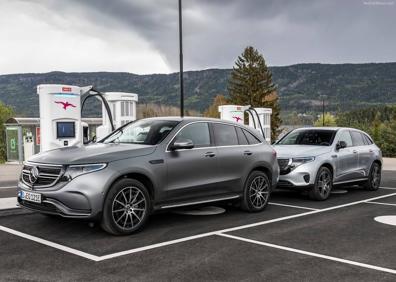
[338,131,353,147]
[175,123,211,148]
[236,127,249,145]
[363,134,373,145]
[351,131,365,146]
[243,129,261,145]
[213,124,239,146]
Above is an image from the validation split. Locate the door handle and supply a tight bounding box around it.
[244,150,253,156]
[204,152,216,158]
[353,150,358,154]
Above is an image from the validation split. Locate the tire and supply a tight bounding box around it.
[309,166,333,201]
[101,178,151,235]
[363,162,381,191]
[241,171,271,212]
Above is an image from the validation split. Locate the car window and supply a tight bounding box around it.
[243,129,261,145]
[175,122,211,148]
[102,120,179,145]
[236,127,249,145]
[363,134,373,145]
[213,123,239,146]
[351,131,365,146]
[338,131,353,147]
[277,130,336,146]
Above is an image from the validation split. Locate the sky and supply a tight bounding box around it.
[0,0,395,74]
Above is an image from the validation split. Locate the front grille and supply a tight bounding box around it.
[277,180,295,188]
[21,163,63,188]
[277,158,291,175]
[19,199,58,213]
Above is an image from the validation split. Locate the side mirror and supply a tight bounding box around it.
[170,138,194,151]
[91,135,97,143]
[336,141,347,150]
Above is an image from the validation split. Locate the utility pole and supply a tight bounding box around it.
[320,95,327,126]
[178,0,184,117]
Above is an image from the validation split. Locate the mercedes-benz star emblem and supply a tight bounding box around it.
[29,166,39,184]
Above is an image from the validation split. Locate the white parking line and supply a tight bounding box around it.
[0,225,101,261]
[0,197,18,210]
[217,233,396,275]
[269,202,318,211]
[380,187,396,190]
[365,201,396,207]
[1,192,396,262]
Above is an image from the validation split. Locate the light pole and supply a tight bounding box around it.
[178,0,184,117]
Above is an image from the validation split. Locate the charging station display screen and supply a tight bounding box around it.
[56,122,75,138]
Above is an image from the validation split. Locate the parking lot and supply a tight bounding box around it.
[0,170,396,281]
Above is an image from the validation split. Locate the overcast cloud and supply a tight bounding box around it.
[0,0,395,74]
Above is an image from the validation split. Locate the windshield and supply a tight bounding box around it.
[102,119,179,145]
[277,129,336,146]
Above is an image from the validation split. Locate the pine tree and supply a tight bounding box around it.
[228,46,281,140]
[204,95,228,118]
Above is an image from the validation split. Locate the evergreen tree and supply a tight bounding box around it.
[204,95,228,118]
[228,46,281,140]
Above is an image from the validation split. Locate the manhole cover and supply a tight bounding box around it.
[172,206,226,216]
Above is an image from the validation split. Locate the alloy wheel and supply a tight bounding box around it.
[249,176,270,209]
[371,164,381,189]
[111,186,147,231]
[317,170,331,197]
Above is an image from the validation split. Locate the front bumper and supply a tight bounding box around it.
[276,160,318,189]
[17,166,115,219]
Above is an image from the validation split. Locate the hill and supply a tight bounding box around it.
[1,62,396,117]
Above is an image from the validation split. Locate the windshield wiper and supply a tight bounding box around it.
[107,129,123,143]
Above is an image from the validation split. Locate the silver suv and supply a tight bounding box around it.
[17,117,279,235]
[273,127,382,200]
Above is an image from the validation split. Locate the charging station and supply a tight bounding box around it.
[37,84,85,152]
[219,105,272,143]
[96,92,138,140]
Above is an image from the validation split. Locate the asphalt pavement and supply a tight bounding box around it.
[0,171,396,281]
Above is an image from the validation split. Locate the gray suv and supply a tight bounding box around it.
[274,127,382,200]
[17,117,279,235]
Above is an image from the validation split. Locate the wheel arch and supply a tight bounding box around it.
[249,164,272,185]
[105,172,156,202]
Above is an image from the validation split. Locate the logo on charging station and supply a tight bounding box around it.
[55,101,76,110]
[233,116,242,123]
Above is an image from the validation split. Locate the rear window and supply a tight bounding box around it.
[351,131,365,146]
[236,127,249,145]
[362,134,373,145]
[277,129,336,146]
[243,129,261,145]
[213,124,239,146]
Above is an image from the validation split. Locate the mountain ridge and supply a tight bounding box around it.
[1,62,396,117]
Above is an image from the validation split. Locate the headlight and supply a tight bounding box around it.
[64,163,107,180]
[290,157,315,170]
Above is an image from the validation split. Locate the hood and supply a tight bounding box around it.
[273,145,332,158]
[28,143,156,165]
